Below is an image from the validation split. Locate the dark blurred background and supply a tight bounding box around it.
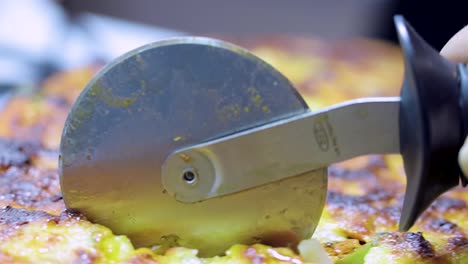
[1,0,467,87]
[64,0,468,49]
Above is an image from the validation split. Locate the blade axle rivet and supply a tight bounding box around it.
[182,168,198,185]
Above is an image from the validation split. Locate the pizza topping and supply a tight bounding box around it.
[0,165,63,213]
[326,190,396,213]
[425,218,462,235]
[0,138,63,213]
[0,206,57,227]
[375,232,435,259]
[430,197,466,212]
[322,239,361,258]
[0,138,34,168]
[334,243,372,264]
[446,236,468,251]
[0,209,141,263]
[235,244,304,264]
[243,247,265,263]
[298,238,333,264]
[74,249,98,264]
[122,252,158,264]
[328,167,375,180]
[403,232,436,258]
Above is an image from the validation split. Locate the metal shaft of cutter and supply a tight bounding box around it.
[162,97,401,202]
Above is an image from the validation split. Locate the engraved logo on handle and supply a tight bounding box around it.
[313,118,329,152]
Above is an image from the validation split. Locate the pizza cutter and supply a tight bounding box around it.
[59,16,468,256]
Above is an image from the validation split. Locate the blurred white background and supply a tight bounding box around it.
[0,0,466,87]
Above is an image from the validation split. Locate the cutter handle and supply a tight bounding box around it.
[395,15,467,231]
[458,63,468,185]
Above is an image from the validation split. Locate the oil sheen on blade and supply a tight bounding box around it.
[60,16,468,256]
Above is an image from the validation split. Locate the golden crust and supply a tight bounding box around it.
[0,36,466,263]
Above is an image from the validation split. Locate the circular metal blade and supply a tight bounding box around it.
[59,37,327,256]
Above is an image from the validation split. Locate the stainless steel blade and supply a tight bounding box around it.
[59,37,327,256]
[163,97,400,202]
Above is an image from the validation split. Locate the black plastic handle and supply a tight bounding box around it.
[458,63,468,173]
[395,15,467,231]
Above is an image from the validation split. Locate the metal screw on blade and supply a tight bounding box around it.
[182,167,198,185]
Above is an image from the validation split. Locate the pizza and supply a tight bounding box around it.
[0,36,466,263]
